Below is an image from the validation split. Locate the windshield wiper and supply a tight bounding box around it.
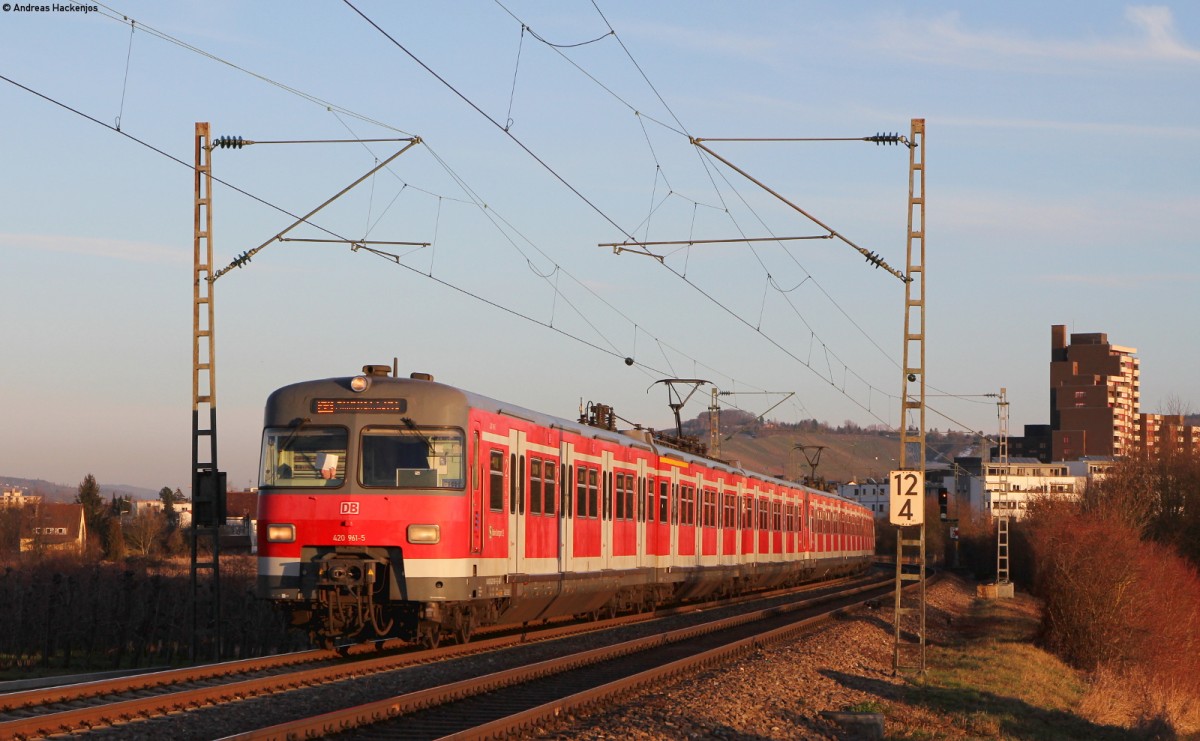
[401,416,435,453]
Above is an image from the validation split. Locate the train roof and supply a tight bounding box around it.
[272,368,859,506]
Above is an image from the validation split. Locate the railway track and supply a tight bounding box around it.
[0,574,896,739]
[233,574,908,740]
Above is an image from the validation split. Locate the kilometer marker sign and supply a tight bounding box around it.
[889,470,924,526]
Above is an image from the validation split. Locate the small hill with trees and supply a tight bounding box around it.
[676,411,976,483]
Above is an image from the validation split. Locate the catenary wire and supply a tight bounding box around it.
[42,5,989,436]
[88,0,909,427]
[342,2,981,434]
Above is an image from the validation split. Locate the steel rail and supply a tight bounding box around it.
[217,576,899,740]
[0,575,879,738]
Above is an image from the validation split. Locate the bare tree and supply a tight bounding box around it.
[1161,393,1194,418]
[123,509,166,557]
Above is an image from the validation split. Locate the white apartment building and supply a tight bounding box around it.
[969,458,1087,520]
[838,479,890,517]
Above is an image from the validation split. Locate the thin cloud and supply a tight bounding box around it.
[874,5,1200,68]
[934,114,1200,139]
[934,190,1198,250]
[1037,272,1200,287]
[620,21,777,62]
[0,233,185,264]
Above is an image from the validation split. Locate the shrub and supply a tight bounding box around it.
[1022,499,1200,695]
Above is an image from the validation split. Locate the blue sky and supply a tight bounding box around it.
[2,1,1197,492]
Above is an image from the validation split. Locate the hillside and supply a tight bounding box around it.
[0,476,159,503]
[677,411,975,483]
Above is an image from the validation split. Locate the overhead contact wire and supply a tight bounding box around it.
[343,0,640,246]
[114,17,135,131]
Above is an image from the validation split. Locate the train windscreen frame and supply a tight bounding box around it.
[260,426,349,488]
[360,426,465,490]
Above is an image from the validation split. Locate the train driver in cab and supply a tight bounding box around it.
[318,453,342,485]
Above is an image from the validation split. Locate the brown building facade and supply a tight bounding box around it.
[1135,413,1200,458]
[1050,324,1199,461]
[1050,325,1140,460]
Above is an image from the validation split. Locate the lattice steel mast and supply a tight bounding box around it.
[893,118,927,674]
[191,122,224,662]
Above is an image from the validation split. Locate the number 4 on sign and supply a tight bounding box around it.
[889,469,925,526]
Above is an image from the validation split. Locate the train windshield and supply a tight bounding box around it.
[260,426,349,488]
[360,426,465,490]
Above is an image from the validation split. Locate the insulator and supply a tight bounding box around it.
[866,132,901,145]
[232,251,252,268]
[215,135,245,149]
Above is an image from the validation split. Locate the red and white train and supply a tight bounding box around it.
[256,365,875,647]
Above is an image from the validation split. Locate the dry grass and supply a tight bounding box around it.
[1079,665,1200,738]
[892,589,1135,741]
[894,581,1200,739]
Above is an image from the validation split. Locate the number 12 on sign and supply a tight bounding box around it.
[889,470,925,526]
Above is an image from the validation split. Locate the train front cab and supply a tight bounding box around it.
[256,371,482,646]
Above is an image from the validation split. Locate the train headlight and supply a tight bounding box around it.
[266,523,295,543]
[407,524,440,544]
[350,375,371,392]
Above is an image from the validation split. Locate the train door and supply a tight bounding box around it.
[470,429,483,555]
[803,491,811,555]
[740,486,755,561]
[601,450,614,570]
[560,441,572,574]
[734,480,746,565]
[654,476,670,568]
[719,488,732,567]
[636,458,647,570]
[669,468,679,569]
[507,429,526,575]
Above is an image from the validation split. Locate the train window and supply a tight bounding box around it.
[588,469,599,518]
[637,477,645,522]
[489,451,504,511]
[519,456,526,515]
[261,426,349,488]
[602,471,611,521]
[472,432,479,490]
[615,473,625,520]
[723,494,735,528]
[773,501,782,531]
[358,426,465,489]
[510,454,517,514]
[529,458,543,515]
[576,467,587,517]
[758,499,768,530]
[563,464,572,517]
[544,461,557,516]
[658,481,668,523]
[672,484,679,525]
[626,477,635,522]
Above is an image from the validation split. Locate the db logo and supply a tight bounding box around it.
[339,501,360,515]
